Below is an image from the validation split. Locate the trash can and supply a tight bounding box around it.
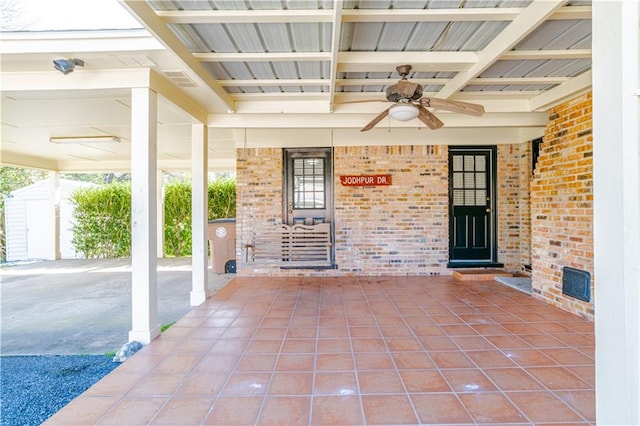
[208,218,236,273]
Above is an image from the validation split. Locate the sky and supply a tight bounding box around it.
[10,0,142,31]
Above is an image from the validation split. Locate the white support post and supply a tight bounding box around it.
[593,1,640,424]
[190,122,210,305]
[157,169,165,258]
[49,171,61,260]
[129,87,160,344]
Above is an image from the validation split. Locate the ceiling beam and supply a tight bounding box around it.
[529,70,592,111]
[119,0,235,111]
[194,49,589,65]
[153,5,590,24]
[217,76,569,87]
[194,52,331,62]
[229,93,538,113]
[208,111,547,129]
[1,69,153,92]
[219,79,328,87]
[327,0,343,112]
[437,0,569,99]
[502,49,591,60]
[149,70,208,124]
[0,151,60,171]
[342,5,590,23]
[156,9,333,24]
[0,29,163,55]
[337,51,477,72]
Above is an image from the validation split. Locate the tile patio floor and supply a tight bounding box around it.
[45,276,595,425]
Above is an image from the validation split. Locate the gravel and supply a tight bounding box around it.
[1,355,119,426]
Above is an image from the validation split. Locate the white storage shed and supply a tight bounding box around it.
[4,179,97,261]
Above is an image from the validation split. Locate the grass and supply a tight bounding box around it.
[161,321,176,332]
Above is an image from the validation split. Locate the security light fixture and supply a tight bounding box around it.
[50,136,121,144]
[53,58,84,75]
[388,103,419,121]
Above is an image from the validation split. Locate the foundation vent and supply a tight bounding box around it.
[562,267,591,302]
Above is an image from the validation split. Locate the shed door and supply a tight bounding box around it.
[26,200,51,260]
[449,148,497,263]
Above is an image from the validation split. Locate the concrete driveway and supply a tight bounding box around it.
[0,258,233,355]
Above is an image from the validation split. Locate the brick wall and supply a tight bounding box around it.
[531,92,594,320]
[235,148,284,275]
[333,145,449,275]
[497,143,532,272]
[236,145,450,276]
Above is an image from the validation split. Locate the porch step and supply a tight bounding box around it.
[453,268,513,281]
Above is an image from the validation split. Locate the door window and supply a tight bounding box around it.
[293,158,326,209]
[452,155,487,207]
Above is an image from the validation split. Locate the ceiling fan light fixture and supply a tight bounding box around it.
[389,103,419,121]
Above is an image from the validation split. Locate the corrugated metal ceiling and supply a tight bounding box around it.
[140,0,592,107]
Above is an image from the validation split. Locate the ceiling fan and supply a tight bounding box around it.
[347,64,486,132]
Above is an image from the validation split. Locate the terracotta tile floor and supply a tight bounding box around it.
[45,276,595,425]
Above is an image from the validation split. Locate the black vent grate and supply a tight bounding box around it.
[562,267,591,302]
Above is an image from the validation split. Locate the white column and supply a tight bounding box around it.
[49,171,61,260]
[128,87,160,344]
[157,169,165,258]
[593,1,640,424]
[190,122,210,305]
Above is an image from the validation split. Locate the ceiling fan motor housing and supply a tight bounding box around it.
[385,84,423,102]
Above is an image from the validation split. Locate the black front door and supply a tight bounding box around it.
[284,148,333,226]
[448,147,497,264]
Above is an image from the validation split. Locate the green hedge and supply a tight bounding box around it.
[70,179,236,258]
[71,183,131,258]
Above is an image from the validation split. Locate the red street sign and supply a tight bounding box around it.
[340,174,392,186]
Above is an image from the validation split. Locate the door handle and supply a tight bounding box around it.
[486,208,492,213]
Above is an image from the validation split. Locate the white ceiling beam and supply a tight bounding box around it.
[1,69,153,92]
[52,158,236,173]
[156,9,333,24]
[194,52,331,62]
[228,92,541,114]
[231,90,543,102]
[335,78,449,86]
[219,79,328,87]
[502,49,591,60]
[148,70,208,124]
[0,29,163,55]
[239,128,545,147]
[153,5,590,25]
[327,0,344,112]
[195,51,476,71]
[0,151,60,171]
[337,51,477,72]
[194,49,590,65]
[217,76,568,87]
[529,70,592,111]
[119,1,235,111]
[342,6,589,23]
[437,0,568,99]
[468,76,570,85]
[208,111,547,129]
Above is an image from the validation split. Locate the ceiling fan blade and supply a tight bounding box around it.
[421,97,485,116]
[360,107,391,132]
[418,106,445,130]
